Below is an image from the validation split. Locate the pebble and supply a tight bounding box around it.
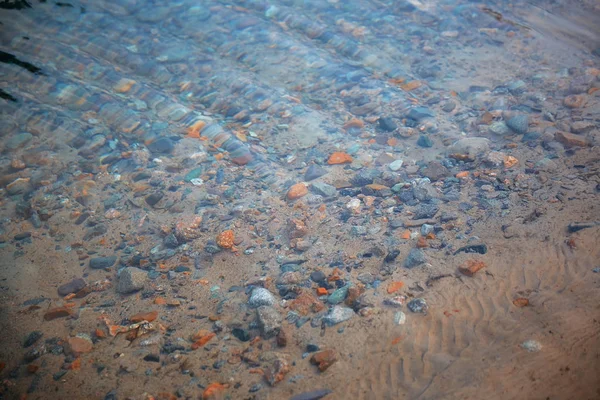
[305,165,327,181]
[323,305,354,326]
[379,117,397,132]
[327,284,350,305]
[290,389,333,400]
[309,182,337,198]
[407,106,434,121]
[147,137,174,154]
[310,350,337,372]
[58,278,87,296]
[417,135,433,148]
[413,204,439,219]
[23,331,43,348]
[248,288,276,307]
[394,311,406,325]
[489,121,511,136]
[256,306,283,339]
[5,132,33,150]
[310,270,326,283]
[388,159,404,171]
[448,138,490,158]
[505,114,529,134]
[145,192,164,207]
[520,340,542,352]
[351,226,367,236]
[116,267,147,294]
[407,298,428,313]
[89,256,117,269]
[404,248,426,269]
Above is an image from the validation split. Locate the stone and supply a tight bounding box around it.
[327,284,350,305]
[555,131,590,147]
[563,94,586,108]
[248,288,276,307]
[508,80,527,95]
[145,192,164,207]
[43,307,73,321]
[58,278,87,296]
[304,165,327,181]
[310,270,326,283]
[351,169,380,186]
[485,151,506,167]
[407,298,428,313]
[147,137,174,153]
[351,226,367,236]
[389,159,404,171]
[571,121,595,134]
[406,107,434,121]
[417,135,433,148]
[448,138,490,159]
[23,331,43,348]
[394,311,407,325]
[67,336,93,356]
[323,305,354,326]
[413,204,439,219]
[458,260,486,277]
[90,256,117,269]
[505,114,529,134]
[174,216,203,242]
[277,271,303,285]
[442,101,456,112]
[310,350,337,372]
[421,161,448,181]
[256,306,283,339]
[309,182,337,198]
[404,248,426,269]
[117,267,147,294]
[5,132,33,151]
[287,183,309,200]
[379,117,397,131]
[265,358,290,386]
[521,340,542,352]
[357,273,375,285]
[489,121,511,136]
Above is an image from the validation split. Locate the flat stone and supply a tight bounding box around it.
[327,284,350,305]
[389,159,404,171]
[379,117,397,131]
[248,288,276,308]
[89,256,117,269]
[117,267,147,294]
[304,165,327,181]
[413,204,439,219]
[406,106,434,121]
[489,121,511,136]
[407,298,428,313]
[309,182,337,198]
[147,137,174,153]
[5,132,33,151]
[310,349,337,372]
[417,135,433,148]
[421,161,448,181]
[555,131,590,147]
[67,336,93,356]
[323,305,354,326]
[448,137,490,159]
[505,114,529,134]
[404,248,426,269]
[58,278,87,296]
[256,306,282,339]
[145,192,164,207]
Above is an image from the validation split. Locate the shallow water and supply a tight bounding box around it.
[0,0,599,399]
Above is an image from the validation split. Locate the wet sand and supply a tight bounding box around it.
[0,0,599,399]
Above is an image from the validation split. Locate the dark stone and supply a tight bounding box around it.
[417,135,433,148]
[143,354,160,363]
[83,224,107,241]
[90,256,117,270]
[422,161,448,181]
[14,232,31,240]
[453,244,488,255]
[413,204,439,219]
[306,343,320,353]
[442,101,456,112]
[404,248,426,269]
[304,165,327,181]
[384,249,401,263]
[232,328,251,342]
[505,114,529,134]
[145,192,164,207]
[406,107,434,121]
[351,169,381,187]
[163,233,179,249]
[310,270,326,283]
[378,117,397,132]
[147,137,174,154]
[58,278,87,296]
[23,331,43,348]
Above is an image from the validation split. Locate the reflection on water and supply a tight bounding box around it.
[0,0,599,399]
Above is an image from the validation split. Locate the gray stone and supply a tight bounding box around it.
[489,121,511,136]
[248,288,276,308]
[351,169,381,187]
[351,226,367,236]
[388,159,404,171]
[505,114,529,134]
[309,182,337,198]
[117,267,147,294]
[422,161,448,181]
[304,165,327,181]
[417,135,433,148]
[148,137,174,154]
[520,340,542,352]
[448,138,490,158]
[58,278,87,296]
[323,306,354,326]
[5,132,33,151]
[256,306,282,339]
[420,224,434,236]
[508,80,527,95]
[89,256,117,269]
[407,298,428,313]
[413,204,439,219]
[404,248,426,269]
[327,284,350,305]
[357,273,375,285]
[407,106,434,121]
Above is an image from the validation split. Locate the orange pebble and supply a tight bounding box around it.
[129,310,158,323]
[202,383,226,400]
[386,281,404,294]
[343,118,365,130]
[327,152,353,165]
[216,230,235,249]
[95,328,106,338]
[316,287,328,296]
[154,297,167,305]
[400,230,411,240]
[192,332,216,350]
[287,183,308,200]
[456,171,469,178]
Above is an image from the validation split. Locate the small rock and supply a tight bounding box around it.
[394,311,406,325]
[388,159,404,171]
[309,182,337,198]
[57,278,87,296]
[5,132,33,151]
[351,226,367,236]
[555,131,590,147]
[458,260,486,277]
[521,340,542,352]
[379,117,397,132]
[89,256,117,270]
[417,135,433,148]
[145,192,164,207]
[407,107,434,121]
[305,165,327,181]
[489,121,511,136]
[505,114,529,134]
[147,137,174,154]
[248,288,276,308]
[413,204,439,219]
[23,331,43,348]
[117,267,147,294]
[287,183,309,200]
[66,336,93,356]
[421,161,448,181]
[310,271,326,283]
[407,298,428,313]
[448,137,490,159]
[310,350,337,372]
[327,285,350,305]
[43,307,73,321]
[563,94,586,108]
[323,305,354,326]
[265,358,290,386]
[404,248,426,269]
[256,306,282,339]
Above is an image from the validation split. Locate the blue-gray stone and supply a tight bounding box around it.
[323,306,354,326]
[407,298,428,313]
[5,132,33,151]
[147,137,174,153]
[413,204,438,219]
[309,182,337,198]
[117,267,147,294]
[407,107,434,121]
[327,284,350,305]
[508,80,527,95]
[506,115,529,134]
[404,248,426,269]
[90,256,117,269]
[304,165,327,181]
[417,135,433,148]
